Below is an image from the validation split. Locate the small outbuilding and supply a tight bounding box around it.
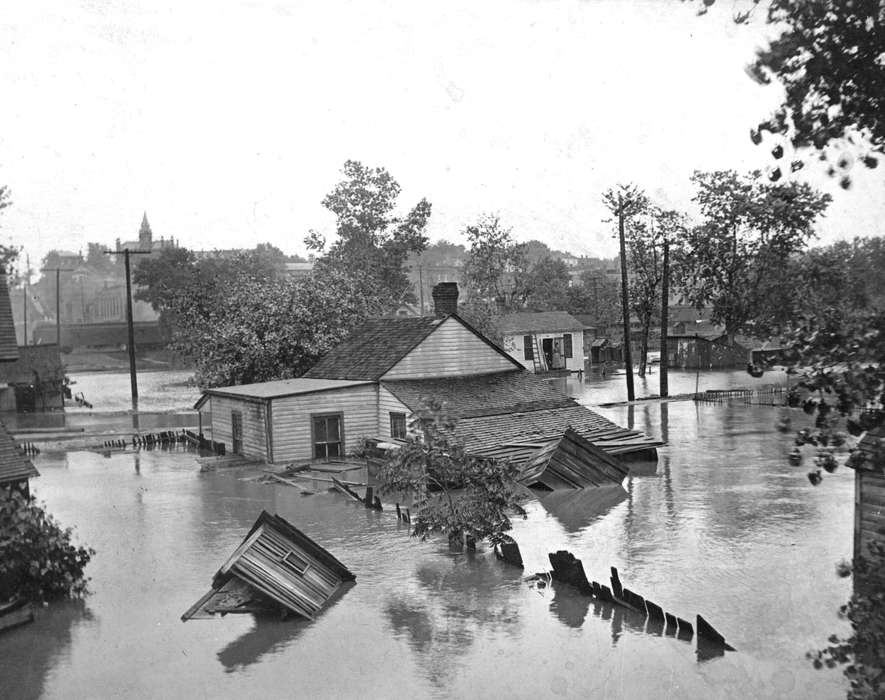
[497,311,585,373]
[519,428,629,491]
[0,422,39,500]
[182,511,355,621]
[853,427,885,565]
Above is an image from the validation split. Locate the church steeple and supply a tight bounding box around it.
[138,212,153,249]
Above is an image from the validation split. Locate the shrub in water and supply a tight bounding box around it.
[0,490,95,602]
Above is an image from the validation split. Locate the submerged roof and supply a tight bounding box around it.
[0,420,39,485]
[382,370,575,419]
[195,378,374,408]
[0,274,19,362]
[497,311,585,334]
[519,428,629,490]
[453,404,662,463]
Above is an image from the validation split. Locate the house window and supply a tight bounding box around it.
[563,333,573,359]
[312,413,343,459]
[390,412,407,439]
[523,335,534,360]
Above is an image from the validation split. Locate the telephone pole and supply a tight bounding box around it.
[40,266,76,347]
[105,249,150,414]
[617,193,635,402]
[660,232,670,398]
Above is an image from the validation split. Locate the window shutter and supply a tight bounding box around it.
[523,335,533,360]
[563,333,573,359]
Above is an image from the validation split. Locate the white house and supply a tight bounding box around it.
[497,311,586,374]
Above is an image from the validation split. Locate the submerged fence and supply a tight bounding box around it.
[692,385,788,406]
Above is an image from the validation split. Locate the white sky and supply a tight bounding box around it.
[1,0,883,276]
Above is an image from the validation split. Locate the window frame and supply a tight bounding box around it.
[389,412,407,440]
[523,335,534,360]
[310,412,344,460]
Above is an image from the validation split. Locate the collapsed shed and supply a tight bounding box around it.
[519,427,629,491]
[181,511,355,622]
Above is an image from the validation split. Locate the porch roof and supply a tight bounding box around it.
[195,378,374,409]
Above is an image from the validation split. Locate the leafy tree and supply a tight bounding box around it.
[309,160,431,307]
[0,491,94,602]
[782,305,885,699]
[462,214,530,312]
[690,0,884,182]
[0,185,19,275]
[524,256,571,311]
[677,170,831,344]
[565,269,621,328]
[603,184,650,402]
[625,217,662,377]
[84,242,117,276]
[377,401,526,548]
[173,267,386,387]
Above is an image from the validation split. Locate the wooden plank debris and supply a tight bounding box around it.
[520,428,629,490]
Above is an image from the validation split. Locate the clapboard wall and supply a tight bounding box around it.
[856,468,885,561]
[271,384,379,463]
[382,317,515,380]
[378,386,412,440]
[208,395,269,461]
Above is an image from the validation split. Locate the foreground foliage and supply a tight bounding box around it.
[0,491,94,602]
[377,402,525,546]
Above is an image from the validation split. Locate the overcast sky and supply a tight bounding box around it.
[1,0,883,276]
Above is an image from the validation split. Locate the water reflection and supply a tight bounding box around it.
[0,600,94,700]
[536,486,627,534]
[217,615,310,672]
[384,553,524,688]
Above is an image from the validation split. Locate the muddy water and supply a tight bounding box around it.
[0,369,854,699]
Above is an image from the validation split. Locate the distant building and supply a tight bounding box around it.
[496,311,585,374]
[115,213,178,253]
[284,261,314,279]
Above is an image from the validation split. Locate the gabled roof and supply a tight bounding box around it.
[519,428,629,490]
[0,420,39,485]
[195,378,374,409]
[0,274,19,362]
[382,370,575,419]
[497,311,585,335]
[304,314,520,381]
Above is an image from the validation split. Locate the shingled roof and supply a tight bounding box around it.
[0,273,19,362]
[497,311,585,335]
[382,370,575,419]
[303,317,444,380]
[519,428,629,490]
[0,420,39,485]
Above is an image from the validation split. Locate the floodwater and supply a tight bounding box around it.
[0,369,855,699]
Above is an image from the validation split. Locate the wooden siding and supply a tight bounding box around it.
[501,331,583,373]
[271,385,378,463]
[208,396,269,461]
[382,317,515,380]
[378,386,412,439]
[857,469,885,561]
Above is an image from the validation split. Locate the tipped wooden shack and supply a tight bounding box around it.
[182,511,355,622]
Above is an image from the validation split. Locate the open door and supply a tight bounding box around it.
[231,410,243,455]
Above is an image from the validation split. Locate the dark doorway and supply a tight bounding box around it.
[231,410,243,455]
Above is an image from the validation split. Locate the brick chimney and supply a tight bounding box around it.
[431,282,459,317]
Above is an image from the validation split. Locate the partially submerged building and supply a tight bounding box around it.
[195,283,660,472]
[854,427,885,563]
[182,511,354,621]
[667,334,748,370]
[497,311,585,374]
[0,421,39,500]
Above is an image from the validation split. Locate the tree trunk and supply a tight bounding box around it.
[638,319,650,377]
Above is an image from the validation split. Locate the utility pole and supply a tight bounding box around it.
[105,249,150,415]
[22,255,29,346]
[617,193,635,402]
[40,266,76,348]
[418,262,425,314]
[660,231,670,398]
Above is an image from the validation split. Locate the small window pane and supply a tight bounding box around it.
[327,416,340,441]
[314,417,327,442]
